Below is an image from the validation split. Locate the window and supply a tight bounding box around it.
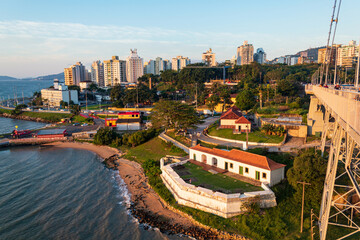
[262,173,267,179]
[245,167,249,173]
[230,163,233,169]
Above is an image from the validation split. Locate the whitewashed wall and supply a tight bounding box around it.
[189,148,284,186]
[161,159,277,218]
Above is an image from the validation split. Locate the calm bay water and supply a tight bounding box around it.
[0,79,53,101]
[0,117,47,134]
[0,146,184,240]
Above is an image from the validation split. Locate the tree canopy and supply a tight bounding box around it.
[287,149,327,210]
[235,88,256,111]
[150,100,200,130]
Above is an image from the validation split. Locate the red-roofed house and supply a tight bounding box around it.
[189,145,285,186]
[219,106,251,132]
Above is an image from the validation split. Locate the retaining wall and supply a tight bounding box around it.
[161,159,277,218]
[159,132,189,153]
[204,132,286,148]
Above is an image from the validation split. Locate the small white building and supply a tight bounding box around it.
[219,106,251,132]
[41,79,79,107]
[189,145,286,186]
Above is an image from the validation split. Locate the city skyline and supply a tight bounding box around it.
[1,0,360,78]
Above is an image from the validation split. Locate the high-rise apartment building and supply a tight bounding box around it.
[237,41,254,65]
[144,60,156,74]
[318,45,341,65]
[336,41,359,68]
[126,49,144,83]
[162,59,172,71]
[155,57,162,75]
[202,48,216,66]
[64,62,86,86]
[171,56,190,71]
[91,60,104,87]
[103,56,126,86]
[253,48,266,64]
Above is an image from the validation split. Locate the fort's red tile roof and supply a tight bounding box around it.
[220,106,242,120]
[235,116,251,124]
[190,145,285,171]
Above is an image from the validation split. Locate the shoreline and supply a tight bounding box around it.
[44,141,243,239]
[0,113,53,123]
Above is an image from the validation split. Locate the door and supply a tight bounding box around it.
[225,162,228,170]
[239,166,243,175]
[255,171,260,180]
[193,154,196,160]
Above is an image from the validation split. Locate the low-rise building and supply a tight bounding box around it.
[189,145,286,186]
[105,111,141,130]
[219,106,251,132]
[41,79,78,107]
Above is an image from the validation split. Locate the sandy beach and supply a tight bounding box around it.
[44,141,243,239]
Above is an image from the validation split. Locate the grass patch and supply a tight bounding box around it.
[0,108,12,114]
[21,111,71,122]
[178,162,262,193]
[207,124,284,143]
[86,103,112,110]
[123,137,187,163]
[72,115,94,124]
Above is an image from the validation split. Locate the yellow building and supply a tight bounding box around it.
[214,94,237,113]
[64,67,74,85]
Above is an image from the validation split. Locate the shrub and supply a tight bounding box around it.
[94,127,120,145]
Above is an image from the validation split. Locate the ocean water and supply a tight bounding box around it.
[0,117,47,134]
[0,146,185,240]
[0,79,53,101]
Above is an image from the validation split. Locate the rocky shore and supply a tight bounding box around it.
[46,141,247,240]
[0,112,52,123]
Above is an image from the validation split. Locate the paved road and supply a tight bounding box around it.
[193,116,321,152]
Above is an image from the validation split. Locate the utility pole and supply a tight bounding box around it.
[195,82,198,110]
[297,181,311,233]
[85,90,88,111]
[136,83,139,108]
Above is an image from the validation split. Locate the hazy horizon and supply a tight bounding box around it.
[1,0,359,78]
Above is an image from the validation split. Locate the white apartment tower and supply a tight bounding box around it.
[126,49,144,83]
[237,41,254,65]
[202,48,216,66]
[337,40,359,68]
[91,60,105,87]
[104,56,126,86]
[171,56,190,71]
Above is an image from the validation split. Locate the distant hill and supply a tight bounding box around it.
[22,72,65,81]
[0,72,64,81]
[0,76,18,81]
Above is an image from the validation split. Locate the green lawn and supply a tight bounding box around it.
[22,111,71,122]
[177,162,263,193]
[86,103,112,110]
[207,124,284,143]
[123,137,187,163]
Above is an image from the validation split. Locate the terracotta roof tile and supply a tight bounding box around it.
[190,145,285,171]
[235,116,251,124]
[220,106,242,119]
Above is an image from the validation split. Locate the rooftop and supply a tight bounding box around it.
[190,145,285,171]
[220,106,242,120]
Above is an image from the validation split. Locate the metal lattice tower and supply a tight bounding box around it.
[319,116,360,240]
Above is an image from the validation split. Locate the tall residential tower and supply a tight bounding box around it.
[103,56,126,86]
[237,41,254,65]
[126,49,144,83]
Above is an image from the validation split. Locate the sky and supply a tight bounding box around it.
[0,0,359,78]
